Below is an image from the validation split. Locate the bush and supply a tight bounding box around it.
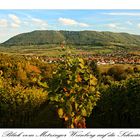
[107,66,126,81]
[87,77,140,128]
[48,55,100,128]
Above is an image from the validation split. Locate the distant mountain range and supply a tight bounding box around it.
[2,30,140,47]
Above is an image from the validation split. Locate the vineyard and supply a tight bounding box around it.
[0,49,140,128]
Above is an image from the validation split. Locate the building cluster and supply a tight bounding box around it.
[24,51,140,65]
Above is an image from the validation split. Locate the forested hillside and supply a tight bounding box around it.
[2,30,140,47]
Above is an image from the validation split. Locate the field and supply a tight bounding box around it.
[0,45,104,56]
[0,44,140,128]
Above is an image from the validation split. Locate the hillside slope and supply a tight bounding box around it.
[2,30,140,47]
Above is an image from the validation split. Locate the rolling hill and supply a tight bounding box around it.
[2,30,140,47]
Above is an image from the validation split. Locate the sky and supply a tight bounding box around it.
[0,10,140,43]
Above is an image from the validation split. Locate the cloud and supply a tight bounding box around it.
[137,24,140,28]
[104,12,140,16]
[23,17,48,29]
[31,18,48,27]
[11,23,20,28]
[78,23,89,27]
[106,23,127,31]
[126,21,133,25]
[9,14,21,24]
[58,18,77,26]
[58,17,89,27]
[0,19,8,27]
[107,23,118,28]
[8,14,21,28]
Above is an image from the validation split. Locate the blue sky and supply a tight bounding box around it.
[0,10,140,43]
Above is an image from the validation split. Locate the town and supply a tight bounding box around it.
[23,50,140,65]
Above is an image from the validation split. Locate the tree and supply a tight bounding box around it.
[107,66,126,81]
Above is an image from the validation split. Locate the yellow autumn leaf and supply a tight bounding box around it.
[58,108,64,118]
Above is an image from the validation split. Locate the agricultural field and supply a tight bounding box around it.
[0,45,103,56]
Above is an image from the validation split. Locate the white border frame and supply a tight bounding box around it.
[0,0,140,9]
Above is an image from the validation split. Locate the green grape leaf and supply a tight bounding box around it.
[50,95,59,102]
